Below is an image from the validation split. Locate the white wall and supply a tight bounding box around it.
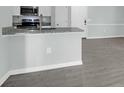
[0,6,13,35]
[87,6,124,38]
[0,37,9,80]
[0,6,13,80]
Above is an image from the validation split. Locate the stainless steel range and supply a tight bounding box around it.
[13,15,41,29]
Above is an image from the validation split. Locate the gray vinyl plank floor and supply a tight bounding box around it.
[2,37,124,87]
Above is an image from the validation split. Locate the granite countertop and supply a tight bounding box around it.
[2,27,84,35]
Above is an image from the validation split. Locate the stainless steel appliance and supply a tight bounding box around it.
[20,6,39,16]
[13,15,55,29]
[12,15,41,29]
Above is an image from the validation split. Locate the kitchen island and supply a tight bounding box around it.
[1,27,84,76]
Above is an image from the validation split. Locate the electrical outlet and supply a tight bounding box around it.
[46,48,52,54]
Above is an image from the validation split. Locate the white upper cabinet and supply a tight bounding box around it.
[55,6,70,27]
[39,6,51,16]
[13,6,20,15]
[71,6,87,30]
[71,6,87,37]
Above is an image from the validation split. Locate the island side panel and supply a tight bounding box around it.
[8,32,83,71]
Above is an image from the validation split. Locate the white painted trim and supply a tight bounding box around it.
[0,61,82,86]
[88,24,124,26]
[9,61,83,75]
[87,35,124,39]
[0,72,10,86]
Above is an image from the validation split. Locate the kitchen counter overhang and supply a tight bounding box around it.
[2,27,84,35]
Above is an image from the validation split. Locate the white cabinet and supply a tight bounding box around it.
[39,6,51,16]
[71,6,87,29]
[55,6,70,27]
[71,6,87,37]
[13,6,20,15]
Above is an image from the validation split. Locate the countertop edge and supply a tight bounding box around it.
[2,27,84,36]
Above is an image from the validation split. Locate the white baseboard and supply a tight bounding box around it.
[0,72,10,86]
[87,35,124,39]
[0,61,82,86]
[9,61,83,75]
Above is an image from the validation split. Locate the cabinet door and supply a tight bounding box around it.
[13,6,20,15]
[39,6,51,16]
[55,6,69,27]
[71,6,87,37]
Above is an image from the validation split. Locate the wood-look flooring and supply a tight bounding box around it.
[2,37,124,87]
